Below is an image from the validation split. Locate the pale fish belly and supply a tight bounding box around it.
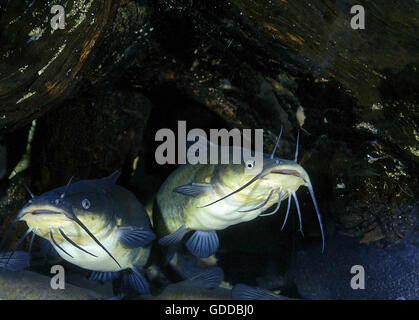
[185,198,267,231]
[53,235,132,272]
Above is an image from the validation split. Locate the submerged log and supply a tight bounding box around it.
[0,0,152,132]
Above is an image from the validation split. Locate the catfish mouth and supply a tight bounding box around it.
[19,208,65,219]
[271,169,302,177]
[271,169,304,180]
[30,209,62,215]
[270,168,308,184]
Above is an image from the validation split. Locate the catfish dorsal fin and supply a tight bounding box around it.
[102,170,121,184]
[186,135,219,155]
[173,183,213,197]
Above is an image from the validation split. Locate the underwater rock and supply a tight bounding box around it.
[64,272,115,297]
[286,223,419,300]
[0,269,105,300]
[144,280,232,300]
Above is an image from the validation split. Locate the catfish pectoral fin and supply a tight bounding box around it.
[123,267,150,295]
[173,183,213,197]
[158,226,188,247]
[118,227,156,249]
[89,271,119,282]
[186,231,219,259]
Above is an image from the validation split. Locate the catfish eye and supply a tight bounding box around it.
[245,160,255,169]
[82,199,91,209]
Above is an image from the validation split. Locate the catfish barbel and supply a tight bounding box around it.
[154,130,325,260]
[0,171,155,294]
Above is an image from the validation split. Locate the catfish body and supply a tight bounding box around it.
[13,171,155,294]
[155,163,277,232]
[154,140,324,261]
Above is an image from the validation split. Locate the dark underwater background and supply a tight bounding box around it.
[0,0,417,300]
